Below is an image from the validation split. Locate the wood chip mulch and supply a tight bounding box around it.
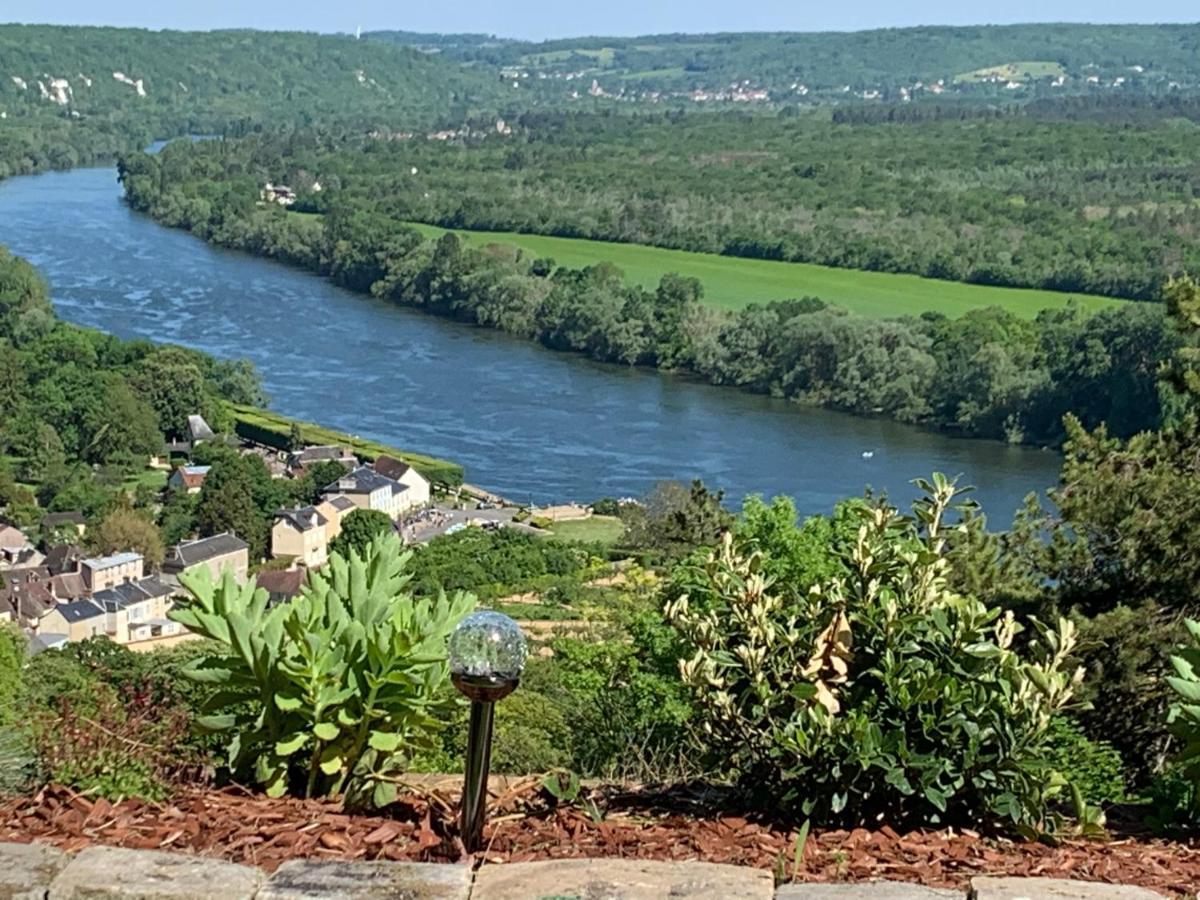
[0,784,1197,897]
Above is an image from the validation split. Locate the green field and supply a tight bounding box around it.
[954,61,1067,83]
[407,223,1126,319]
[544,515,625,545]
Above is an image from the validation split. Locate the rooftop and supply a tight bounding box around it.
[164,533,250,570]
[275,507,327,532]
[94,577,175,611]
[55,599,105,623]
[323,466,406,499]
[82,551,143,571]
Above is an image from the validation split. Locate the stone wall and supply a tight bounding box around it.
[0,842,1175,900]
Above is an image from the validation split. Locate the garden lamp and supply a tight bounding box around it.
[448,610,527,854]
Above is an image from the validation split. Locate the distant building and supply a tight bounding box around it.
[288,445,357,476]
[94,577,177,645]
[188,414,216,442]
[168,465,211,494]
[80,551,144,594]
[0,566,55,628]
[39,598,107,642]
[162,533,250,587]
[260,183,296,206]
[371,456,431,510]
[256,568,306,606]
[272,507,329,568]
[315,496,355,541]
[41,511,86,539]
[322,465,423,521]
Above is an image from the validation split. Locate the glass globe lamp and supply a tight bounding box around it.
[448,610,526,853]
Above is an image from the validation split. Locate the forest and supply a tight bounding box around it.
[369,23,1200,95]
[0,25,504,182]
[119,135,1182,446]
[212,109,1200,301]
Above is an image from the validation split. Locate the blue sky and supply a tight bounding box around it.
[3,0,1196,40]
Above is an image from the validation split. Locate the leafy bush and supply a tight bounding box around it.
[0,623,24,726]
[1166,618,1200,811]
[1043,716,1126,806]
[439,689,573,775]
[409,528,592,599]
[666,476,1086,829]
[32,688,191,802]
[591,498,620,517]
[170,534,474,807]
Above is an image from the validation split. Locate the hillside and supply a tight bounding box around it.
[0,25,504,179]
[369,23,1200,104]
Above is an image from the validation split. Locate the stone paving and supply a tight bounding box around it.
[0,843,1183,900]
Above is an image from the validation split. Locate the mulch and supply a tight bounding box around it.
[0,783,1197,897]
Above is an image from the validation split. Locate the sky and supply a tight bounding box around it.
[1,0,1196,40]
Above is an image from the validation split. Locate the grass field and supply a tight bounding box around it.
[954,61,1067,83]
[406,223,1126,319]
[544,515,625,545]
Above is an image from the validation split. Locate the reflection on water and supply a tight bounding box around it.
[0,167,1061,518]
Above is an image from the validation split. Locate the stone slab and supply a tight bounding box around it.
[776,882,962,900]
[258,859,470,900]
[47,846,262,900]
[971,877,1167,900]
[0,842,70,900]
[471,859,774,900]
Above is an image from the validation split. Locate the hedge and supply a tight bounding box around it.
[226,404,464,486]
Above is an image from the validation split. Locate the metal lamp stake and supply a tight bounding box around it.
[447,611,528,855]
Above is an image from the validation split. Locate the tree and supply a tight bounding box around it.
[133,349,210,440]
[81,374,162,464]
[620,480,733,561]
[91,508,165,570]
[194,459,268,559]
[330,509,394,558]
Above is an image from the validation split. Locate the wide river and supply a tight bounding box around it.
[0,165,1061,517]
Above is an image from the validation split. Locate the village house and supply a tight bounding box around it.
[41,511,86,539]
[39,598,106,642]
[287,444,357,477]
[0,567,56,629]
[371,455,431,509]
[94,577,176,645]
[322,466,424,521]
[80,551,144,593]
[0,523,30,552]
[315,495,355,541]
[256,568,305,606]
[162,533,250,586]
[260,183,296,206]
[271,507,329,568]
[168,464,211,494]
[44,544,82,576]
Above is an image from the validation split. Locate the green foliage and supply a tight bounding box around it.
[329,509,394,558]
[620,480,733,561]
[667,475,1086,828]
[439,689,573,775]
[170,534,475,806]
[0,623,25,727]
[1042,716,1127,807]
[409,528,594,599]
[90,508,165,570]
[1166,619,1200,802]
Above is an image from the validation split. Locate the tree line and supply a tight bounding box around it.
[121,141,1184,445]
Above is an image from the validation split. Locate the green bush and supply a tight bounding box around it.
[1166,618,1200,816]
[0,623,24,726]
[439,690,573,775]
[171,534,475,807]
[591,498,620,517]
[1043,716,1126,806]
[409,528,591,599]
[667,475,1086,829]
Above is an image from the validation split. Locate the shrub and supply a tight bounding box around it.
[1043,716,1126,806]
[1166,618,1200,811]
[591,498,620,517]
[32,687,191,802]
[170,534,475,807]
[439,689,573,775]
[666,475,1086,829]
[0,623,24,726]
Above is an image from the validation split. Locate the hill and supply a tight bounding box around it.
[0,25,503,179]
[368,23,1200,104]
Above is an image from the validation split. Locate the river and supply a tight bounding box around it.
[0,165,1061,518]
